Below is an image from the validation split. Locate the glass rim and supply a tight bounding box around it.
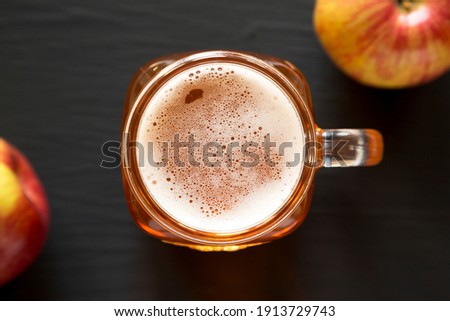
[121,50,318,246]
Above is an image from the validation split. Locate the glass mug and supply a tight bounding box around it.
[121,50,383,251]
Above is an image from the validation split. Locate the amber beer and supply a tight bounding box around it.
[136,62,304,234]
[121,51,383,251]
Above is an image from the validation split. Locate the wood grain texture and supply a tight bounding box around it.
[0,0,449,300]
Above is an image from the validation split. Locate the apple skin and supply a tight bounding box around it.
[0,139,50,286]
[314,0,450,88]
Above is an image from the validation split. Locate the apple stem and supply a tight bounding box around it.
[397,0,417,12]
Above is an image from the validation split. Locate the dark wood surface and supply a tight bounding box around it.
[1,0,449,300]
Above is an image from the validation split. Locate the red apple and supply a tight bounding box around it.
[0,139,49,286]
[314,0,450,88]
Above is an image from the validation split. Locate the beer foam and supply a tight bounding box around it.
[136,62,304,233]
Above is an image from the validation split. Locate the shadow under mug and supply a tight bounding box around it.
[121,50,383,251]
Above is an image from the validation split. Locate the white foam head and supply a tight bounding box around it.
[136,62,304,233]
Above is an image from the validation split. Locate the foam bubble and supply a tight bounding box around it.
[136,62,304,233]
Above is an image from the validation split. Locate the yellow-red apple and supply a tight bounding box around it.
[0,139,49,286]
[314,0,450,88]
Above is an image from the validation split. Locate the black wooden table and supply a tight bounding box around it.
[1,0,449,300]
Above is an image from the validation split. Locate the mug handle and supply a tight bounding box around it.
[318,129,383,167]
